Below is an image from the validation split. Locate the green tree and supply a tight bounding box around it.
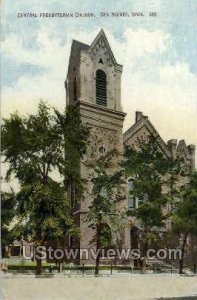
[86,150,125,275]
[171,171,197,274]
[1,191,16,257]
[1,101,89,274]
[123,135,173,270]
[54,106,90,211]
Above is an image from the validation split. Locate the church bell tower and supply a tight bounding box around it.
[65,29,129,258]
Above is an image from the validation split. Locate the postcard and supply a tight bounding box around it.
[1,1,197,299]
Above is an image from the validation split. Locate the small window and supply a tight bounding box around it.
[96,69,107,106]
[128,180,136,209]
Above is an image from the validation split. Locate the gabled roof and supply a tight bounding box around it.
[88,29,118,66]
[71,40,90,55]
[123,112,171,158]
[67,29,122,78]
[67,40,90,74]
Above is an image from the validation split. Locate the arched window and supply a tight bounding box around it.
[128,178,148,209]
[96,69,107,106]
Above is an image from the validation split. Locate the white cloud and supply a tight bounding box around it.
[122,58,197,148]
[102,28,171,64]
[2,26,197,154]
[100,28,196,149]
[1,27,101,117]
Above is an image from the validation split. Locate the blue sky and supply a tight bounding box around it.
[1,0,197,158]
[1,0,197,76]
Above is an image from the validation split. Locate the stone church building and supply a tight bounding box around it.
[65,29,195,263]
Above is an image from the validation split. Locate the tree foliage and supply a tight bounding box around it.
[123,136,169,227]
[54,105,90,209]
[1,191,16,257]
[1,101,89,273]
[86,150,125,274]
[122,135,185,267]
[171,171,197,273]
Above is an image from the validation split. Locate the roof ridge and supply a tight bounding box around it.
[72,39,90,48]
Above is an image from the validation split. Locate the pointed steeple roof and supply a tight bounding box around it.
[67,29,122,75]
[89,29,118,66]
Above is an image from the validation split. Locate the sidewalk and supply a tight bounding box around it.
[1,274,197,300]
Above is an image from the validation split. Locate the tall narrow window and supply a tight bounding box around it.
[128,179,136,209]
[96,69,107,106]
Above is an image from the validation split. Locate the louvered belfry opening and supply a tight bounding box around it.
[96,69,107,106]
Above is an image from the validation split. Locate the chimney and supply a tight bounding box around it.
[167,139,177,158]
[135,111,143,123]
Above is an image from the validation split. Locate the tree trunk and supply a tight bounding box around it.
[36,257,42,275]
[140,230,148,273]
[35,242,43,275]
[95,216,102,275]
[95,249,100,275]
[2,246,6,258]
[179,232,189,275]
[141,257,147,273]
[179,258,184,275]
